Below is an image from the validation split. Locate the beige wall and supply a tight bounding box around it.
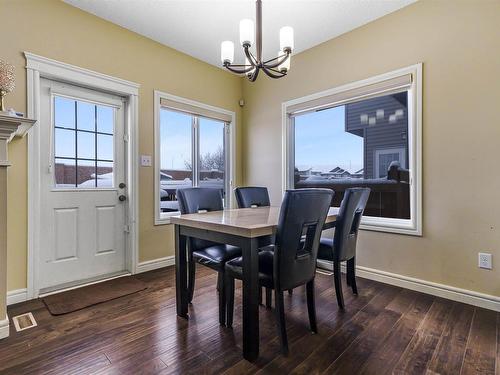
[3,0,242,291]
[242,0,500,296]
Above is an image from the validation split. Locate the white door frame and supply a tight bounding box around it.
[25,52,140,299]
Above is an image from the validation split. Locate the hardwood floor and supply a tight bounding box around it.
[0,266,498,374]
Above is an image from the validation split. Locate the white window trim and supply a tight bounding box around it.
[25,52,141,299]
[154,90,236,225]
[282,63,422,236]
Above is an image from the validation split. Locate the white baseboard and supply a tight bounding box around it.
[0,316,9,340]
[317,260,500,312]
[136,256,175,274]
[7,289,28,306]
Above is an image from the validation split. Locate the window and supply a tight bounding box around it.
[154,91,234,224]
[284,64,422,235]
[53,95,115,188]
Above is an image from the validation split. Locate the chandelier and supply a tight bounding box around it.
[220,0,294,81]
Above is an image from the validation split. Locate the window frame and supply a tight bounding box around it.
[154,90,236,225]
[282,64,422,236]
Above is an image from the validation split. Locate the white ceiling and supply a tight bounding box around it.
[63,0,417,68]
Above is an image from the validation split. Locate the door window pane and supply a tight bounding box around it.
[159,109,193,212]
[77,101,95,131]
[293,91,409,219]
[97,106,114,134]
[97,134,113,161]
[54,97,75,128]
[55,158,76,187]
[96,162,114,187]
[53,95,115,188]
[198,118,225,197]
[77,131,95,160]
[55,128,75,158]
[77,160,96,187]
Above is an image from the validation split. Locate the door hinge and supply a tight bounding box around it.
[123,224,130,233]
[123,134,129,142]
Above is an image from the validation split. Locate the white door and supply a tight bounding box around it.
[38,79,128,292]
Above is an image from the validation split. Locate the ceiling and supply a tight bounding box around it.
[63,0,417,68]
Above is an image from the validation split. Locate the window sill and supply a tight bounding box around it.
[360,216,421,236]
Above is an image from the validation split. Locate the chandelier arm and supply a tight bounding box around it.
[267,66,287,75]
[249,67,260,82]
[243,47,258,67]
[224,64,255,74]
[263,52,290,69]
[262,66,286,79]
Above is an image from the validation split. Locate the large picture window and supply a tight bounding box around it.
[154,91,234,224]
[284,64,422,235]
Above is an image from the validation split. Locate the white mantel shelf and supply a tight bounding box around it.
[0,114,36,166]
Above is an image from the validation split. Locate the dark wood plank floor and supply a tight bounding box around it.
[1,266,498,374]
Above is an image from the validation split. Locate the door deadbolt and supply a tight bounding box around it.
[119,182,126,189]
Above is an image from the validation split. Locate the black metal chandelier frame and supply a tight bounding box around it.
[222,0,291,82]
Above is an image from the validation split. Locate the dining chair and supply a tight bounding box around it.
[234,186,270,208]
[176,187,242,325]
[316,187,370,309]
[225,188,333,354]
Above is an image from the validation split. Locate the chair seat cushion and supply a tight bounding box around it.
[192,244,242,271]
[317,238,335,261]
[225,248,275,286]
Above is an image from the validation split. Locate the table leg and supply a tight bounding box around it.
[241,237,259,361]
[175,224,188,318]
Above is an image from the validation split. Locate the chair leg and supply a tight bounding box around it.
[266,287,272,308]
[346,261,352,287]
[217,272,222,292]
[288,289,293,295]
[306,280,318,334]
[218,272,226,326]
[275,290,289,355]
[225,274,235,328]
[333,260,345,309]
[188,253,196,303]
[347,258,358,295]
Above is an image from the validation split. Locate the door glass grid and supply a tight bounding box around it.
[54,96,115,188]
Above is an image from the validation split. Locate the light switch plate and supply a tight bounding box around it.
[141,155,152,167]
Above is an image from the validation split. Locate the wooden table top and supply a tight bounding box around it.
[170,206,338,238]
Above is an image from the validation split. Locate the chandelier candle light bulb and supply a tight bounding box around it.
[221,0,293,81]
[279,26,294,52]
[239,19,255,47]
[221,41,235,64]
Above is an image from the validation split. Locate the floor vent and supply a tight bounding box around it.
[316,269,334,276]
[12,312,37,332]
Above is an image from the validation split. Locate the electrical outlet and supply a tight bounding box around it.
[141,155,152,167]
[478,252,492,270]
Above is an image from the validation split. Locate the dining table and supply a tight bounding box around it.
[171,205,338,361]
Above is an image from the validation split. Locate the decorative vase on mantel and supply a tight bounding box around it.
[0,60,15,113]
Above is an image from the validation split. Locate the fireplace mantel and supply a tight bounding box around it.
[0,114,36,166]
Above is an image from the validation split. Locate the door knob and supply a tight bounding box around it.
[119,195,127,202]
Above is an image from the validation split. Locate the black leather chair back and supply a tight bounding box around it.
[177,188,223,250]
[334,188,371,262]
[235,187,270,208]
[274,189,333,291]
